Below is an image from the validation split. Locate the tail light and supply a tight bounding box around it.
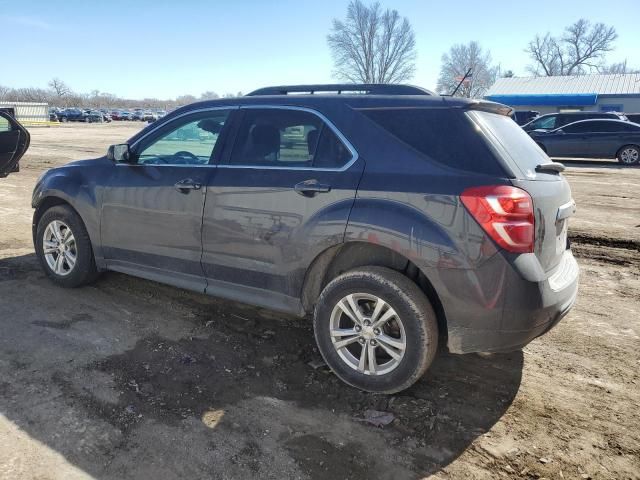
[460,185,534,253]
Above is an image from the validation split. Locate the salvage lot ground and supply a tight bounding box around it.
[0,123,638,480]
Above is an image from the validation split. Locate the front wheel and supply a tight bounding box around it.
[313,266,438,394]
[617,145,640,165]
[35,205,98,287]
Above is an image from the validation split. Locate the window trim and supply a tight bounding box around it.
[219,105,358,172]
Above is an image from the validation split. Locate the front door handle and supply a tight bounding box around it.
[294,179,331,197]
[174,178,202,193]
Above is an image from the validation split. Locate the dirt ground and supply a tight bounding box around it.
[0,123,638,480]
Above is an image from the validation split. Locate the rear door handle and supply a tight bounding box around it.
[294,179,331,197]
[174,178,202,193]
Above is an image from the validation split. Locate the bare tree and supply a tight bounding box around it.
[437,41,498,98]
[526,19,617,76]
[0,85,10,101]
[327,0,416,83]
[199,91,220,100]
[48,78,71,98]
[600,59,640,74]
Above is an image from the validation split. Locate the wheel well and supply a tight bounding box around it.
[34,197,71,225]
[301,242,448,338]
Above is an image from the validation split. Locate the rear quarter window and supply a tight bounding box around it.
[468,110,550,179]
[360,108,505,176]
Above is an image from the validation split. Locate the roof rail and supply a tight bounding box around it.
[246,84,434,96]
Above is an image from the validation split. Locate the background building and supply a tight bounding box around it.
[0,101,49,125]
[485,73,640,115]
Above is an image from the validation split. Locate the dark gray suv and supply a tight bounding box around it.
[32,84,579,393]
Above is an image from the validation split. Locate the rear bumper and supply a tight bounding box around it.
[445,249,579,354]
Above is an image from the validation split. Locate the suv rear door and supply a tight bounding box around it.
[0,111,30,178]
[201,106,363,311]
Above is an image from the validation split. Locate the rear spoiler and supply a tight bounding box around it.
[466,100,513,117]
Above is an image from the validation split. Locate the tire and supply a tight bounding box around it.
[617,144,640,165]
[35,205,99,288]
[60,117,68,123]
[313,266,438,394]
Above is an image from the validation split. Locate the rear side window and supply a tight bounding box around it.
[468,110,549,179]
[564,121,631,133]
[228,108,352,169]
[360,108,504,175]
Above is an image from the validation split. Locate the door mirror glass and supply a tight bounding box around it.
[107,144,131,163]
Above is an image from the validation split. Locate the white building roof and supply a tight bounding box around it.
[486,74,640,96]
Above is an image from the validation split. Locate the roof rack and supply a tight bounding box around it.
[246,84,433,96]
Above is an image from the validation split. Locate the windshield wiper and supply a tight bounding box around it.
[535,162,565,174]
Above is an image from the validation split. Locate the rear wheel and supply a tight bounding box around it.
[35,205,98,287]
[617,145,640,165]
[313,266,438,393]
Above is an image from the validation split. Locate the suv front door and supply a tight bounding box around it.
[100,108,233,291]
[201,106,364,312]
[0,111,30,178]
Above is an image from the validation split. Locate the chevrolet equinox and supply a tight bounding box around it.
[32,84,579,393]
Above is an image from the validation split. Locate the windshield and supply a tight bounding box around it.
[468,110,551,180]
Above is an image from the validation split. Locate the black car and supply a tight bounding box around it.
[529,119,640,165]
[31,84,579,393]
[0,111,30,177]
[522,111,627,132]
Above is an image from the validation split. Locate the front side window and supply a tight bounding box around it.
[135,110,230,165]
[227,108,352,169]
[532,116,557,130]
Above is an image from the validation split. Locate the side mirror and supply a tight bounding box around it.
[107,143,131,163]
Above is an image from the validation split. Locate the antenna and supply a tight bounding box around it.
[450,68,473,97]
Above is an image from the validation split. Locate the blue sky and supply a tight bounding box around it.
[2,0,638,99]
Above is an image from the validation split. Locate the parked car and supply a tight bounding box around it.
[84,110,105,123]
[101,112,112,123]
[529,119,640,165]
[111,111,122,120]
[57,108,86,122]
[31,84,579,393]
[624,113,640,124]
[0,111,30,177]
[156,110,167,118]
[120,112,132,121]
[522,111,627,132]
[131,111,146,121]
[143,111,157,122]
[512,110,539,126]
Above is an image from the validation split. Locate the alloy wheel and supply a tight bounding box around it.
[42,220,77,276]
[620,147,639,164]
[329,293,406,376]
